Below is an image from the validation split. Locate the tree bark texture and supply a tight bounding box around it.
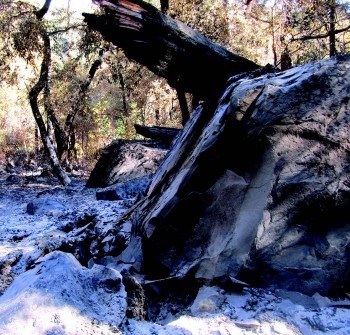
[329,0,337,56]
[84,0,260,101]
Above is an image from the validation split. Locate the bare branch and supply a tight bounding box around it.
[291,24,350,42]
[36,0,52,19]
[48,24,85,36]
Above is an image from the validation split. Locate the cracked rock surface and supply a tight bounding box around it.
[127,56,350,296]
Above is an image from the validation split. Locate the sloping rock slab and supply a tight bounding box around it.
[87,139,168,188]
[0,251,127,334]
[129,56,350,295]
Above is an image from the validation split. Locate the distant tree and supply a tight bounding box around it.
[2,0,349,178]
[243,0,350,67]
[28,0,73,184]
[289,0,350,57]
[169,0,230,47]
[0,0,108,183]
[167,0,231,119]
[0,0,71,183]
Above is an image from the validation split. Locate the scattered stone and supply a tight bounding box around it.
[0,250,23,295]
[34,230,67,254]
[233,319,260,329]
[5,174,23,184]
[275,290,319,309]
[312,292,332,308]
[121,269,147,320]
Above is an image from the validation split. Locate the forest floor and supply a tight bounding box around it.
[0,170,349,335]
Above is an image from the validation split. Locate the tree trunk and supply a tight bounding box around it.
[329,0,337,56]
[28,0,71,185]
[50,47,106,164]
[134,124,179,145]
[35,126,40,155]
[29,74,71,185]
[176,88,190,126]
[83,0,260,102]
[113,56,129,117]
[160,0,169,14]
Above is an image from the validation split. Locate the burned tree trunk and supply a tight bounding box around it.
[83,0,260,102]
[28,32,71,186]
[134,124,180,145]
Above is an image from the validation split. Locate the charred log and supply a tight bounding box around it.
[134,124,180,145]
[83,0,260,101]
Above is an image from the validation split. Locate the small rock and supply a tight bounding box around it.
[272,321,292,334]
[27,198,66,216]
[190,286,224,315]
[312,292,331,308]
[233,319,260,329]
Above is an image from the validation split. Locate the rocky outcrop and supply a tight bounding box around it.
[123,56,350,296]
[86,140,168,188]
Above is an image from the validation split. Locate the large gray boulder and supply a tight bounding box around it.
[125,56,350,295]
[87,140,167,188]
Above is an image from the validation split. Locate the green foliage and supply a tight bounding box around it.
[78,26,105,60]
[12,18,43,63]
[169,0,230,47]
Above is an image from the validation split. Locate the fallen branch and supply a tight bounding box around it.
[134,124,180,145]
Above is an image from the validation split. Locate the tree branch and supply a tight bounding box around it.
[291,24,350,42]
[36,0,52,19]
[48,24,85,36]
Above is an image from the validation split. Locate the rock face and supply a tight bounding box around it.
[87,140,168,188]
[126,56,350,295]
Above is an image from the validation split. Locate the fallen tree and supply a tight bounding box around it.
[134,124,180,145]
[83,0,260,102]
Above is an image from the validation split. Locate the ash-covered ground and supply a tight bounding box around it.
[0,171,349,335]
